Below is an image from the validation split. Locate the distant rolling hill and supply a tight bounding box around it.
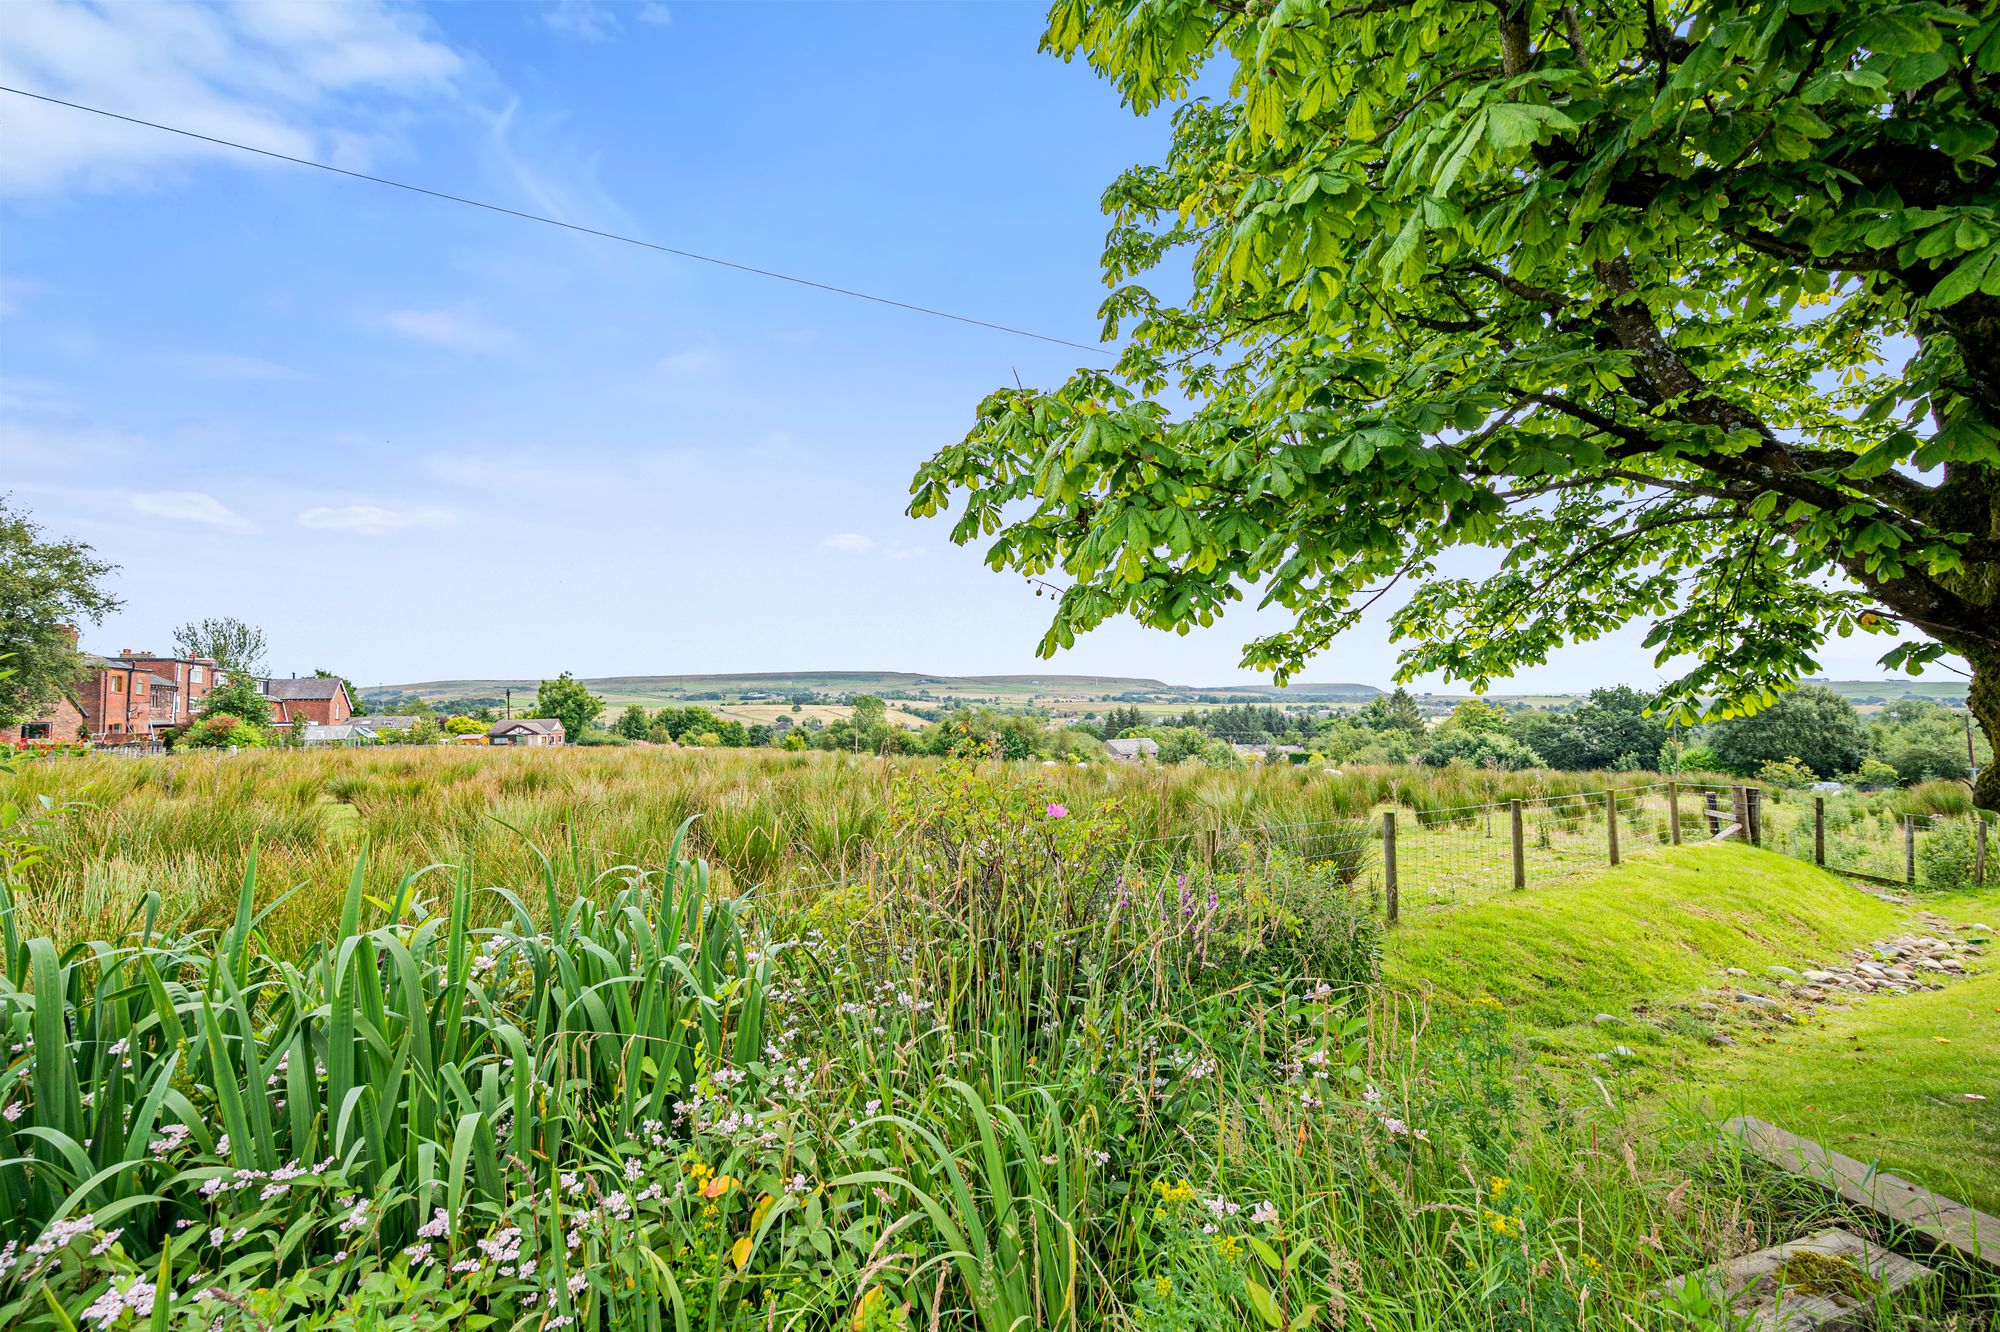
[359,671,1386,710]
[358,671,1966,713]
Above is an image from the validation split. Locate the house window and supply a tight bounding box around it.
[109,723,123,734]
[134,676,145,695]
[21,723,49,739]
[190,665,204,684]
[110,674,124,693]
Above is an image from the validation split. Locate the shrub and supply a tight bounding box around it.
[1676,743,1721,772]
[1207,849,1380,996]
[1754,757,1816,790]
[443,715,487,736]
[1417,730,1543,771]
[1853,757,1899,788]
[180,714,264,749]
[1917,820,1979,892]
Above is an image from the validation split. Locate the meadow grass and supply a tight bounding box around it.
[3,753,1994,1330]
[7,747,1719,954]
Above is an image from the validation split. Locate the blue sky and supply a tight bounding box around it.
[0,1,1938,691]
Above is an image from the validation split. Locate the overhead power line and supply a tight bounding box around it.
[0,84,1113,358]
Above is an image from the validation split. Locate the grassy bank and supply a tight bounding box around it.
[1388,852,1996,1216]
[1385,843,1900,1028]
[1686,886,1998,1214]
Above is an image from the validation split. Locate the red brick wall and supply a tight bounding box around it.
[116,655,221,725]
[281,687,352,726]
[0,695,87,744]
[84,663,150,739]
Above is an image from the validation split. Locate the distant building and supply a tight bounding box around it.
[488,718,566,747]
[1232,743,1306,762]
[260,677,354,728]
[1105,737,1159,762]
[300,722,372,746]
[3,651,181,744]
[115,650,224,723]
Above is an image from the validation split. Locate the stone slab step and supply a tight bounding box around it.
[1723,1116,1999,1273]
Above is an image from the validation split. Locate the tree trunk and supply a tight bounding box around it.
[1969,646,2000,815]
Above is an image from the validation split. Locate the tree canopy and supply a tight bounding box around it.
[536,672,604,740]
[173,617,269,678]
[0,498,120,728]
[1709,682,1867,776]
[910,0,2000,807]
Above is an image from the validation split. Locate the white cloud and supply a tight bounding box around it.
[638,4,674,26]
[164,352,302,382]
[129,489,249,528]
[0,0,463,196]
[378,307,514,352]
[658,347,715,376]
[538,2,620,41]
[0,272,50,317]
[297,503,453,535]
[823,531,924,560]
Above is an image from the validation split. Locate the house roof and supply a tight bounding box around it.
[147,674,179,691]
[346,715,418,730]
[261,677,348,701]
[489,718,565,736]
[302,723,369,742]
[1105,737,1159,757]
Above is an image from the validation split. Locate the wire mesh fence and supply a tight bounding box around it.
[760,779,1990,929]
[1758,790,1992,890]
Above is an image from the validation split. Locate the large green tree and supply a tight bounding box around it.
[536,672,604,739]
[0,498,121,728]
[1709,682,1867,775]
[910,0,2000,806]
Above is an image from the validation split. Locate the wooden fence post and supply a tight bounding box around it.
[1904,816,1916,885]
[1730,786,1750,841]
[1747,787,1762,846]
[1977,819,1989,886]
[1606,790,1621,866]
[1668,781,1682,846]
[1814,797,1825,866]
[1706,790,1720,838]
[1204,828,1219,875]
[1382,812,1398,925]
[1509,799,1526,890]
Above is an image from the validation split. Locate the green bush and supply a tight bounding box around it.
[1853,757,1899,788]
[180,714,265,749]
[1754,757,1816,790]
[1917,819,1979,892]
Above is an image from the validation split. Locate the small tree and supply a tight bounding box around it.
[536,672,603,739]
[198,676,273,730]
[444,715,488,737]
[614,704,650,741]
[1710,685,1866,778]
[173,617,269,678]
[0,499,122,728]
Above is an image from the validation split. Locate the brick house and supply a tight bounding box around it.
[1,653,180,744]
[115,650,224,720]
[260,677,355,728]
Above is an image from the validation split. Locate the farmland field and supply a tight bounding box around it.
[2,747,1993,1331]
